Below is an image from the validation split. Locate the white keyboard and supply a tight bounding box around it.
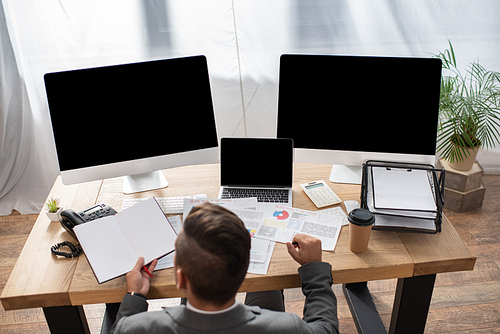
[122,196,191,214]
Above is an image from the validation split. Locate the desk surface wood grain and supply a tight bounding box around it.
[1,163,476,309]
[0,178,102,310]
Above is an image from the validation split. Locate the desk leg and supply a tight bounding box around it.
[389,274,436,334]
[43,305,90,334]
[343,282,387,334]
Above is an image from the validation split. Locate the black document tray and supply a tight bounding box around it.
[360,160,445,234]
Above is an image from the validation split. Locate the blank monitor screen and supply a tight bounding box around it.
[277,54,442,161]
[44,55,218,184]
[220,137,293,188]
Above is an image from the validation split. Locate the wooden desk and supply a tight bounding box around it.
[1,163,475,334]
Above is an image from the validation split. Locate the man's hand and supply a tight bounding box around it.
[286,234,322,265]
[126,257,158,296]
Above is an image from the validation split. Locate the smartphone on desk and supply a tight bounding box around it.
[60,203,117,238]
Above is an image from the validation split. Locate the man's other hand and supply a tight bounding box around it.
[286,234,322,265]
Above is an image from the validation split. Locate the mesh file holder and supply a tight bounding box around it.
[360,160,445,234]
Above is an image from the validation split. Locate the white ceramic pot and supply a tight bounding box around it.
[46,207,63,221]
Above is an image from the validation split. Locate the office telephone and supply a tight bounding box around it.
[60,203,117,238]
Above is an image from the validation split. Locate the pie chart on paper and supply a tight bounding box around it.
[273,210,289,220]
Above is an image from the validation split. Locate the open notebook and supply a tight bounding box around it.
[74,198,177,283]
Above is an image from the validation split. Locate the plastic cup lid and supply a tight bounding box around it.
[348,208,375,226]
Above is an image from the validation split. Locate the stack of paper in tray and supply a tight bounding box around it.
[366,166,438,232]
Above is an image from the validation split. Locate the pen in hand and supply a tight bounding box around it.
[142,265,154,278]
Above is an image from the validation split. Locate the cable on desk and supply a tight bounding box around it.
[50,241,83,258]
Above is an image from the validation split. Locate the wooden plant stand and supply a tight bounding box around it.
[437,159,486,212]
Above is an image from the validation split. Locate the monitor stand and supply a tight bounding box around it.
[123,170,169,194]
[329,165,362,184]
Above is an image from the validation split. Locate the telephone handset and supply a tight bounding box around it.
[60,203,117,238]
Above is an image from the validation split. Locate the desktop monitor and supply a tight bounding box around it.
[44,55,219,194]
[277,54,442,184]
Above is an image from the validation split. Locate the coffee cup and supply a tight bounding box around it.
[348,208,375,254]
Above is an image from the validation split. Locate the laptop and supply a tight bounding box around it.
[218,137,294,204]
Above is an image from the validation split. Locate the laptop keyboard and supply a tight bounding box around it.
[221,188,290,203]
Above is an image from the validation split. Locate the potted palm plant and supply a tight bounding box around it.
[435,41,500,171]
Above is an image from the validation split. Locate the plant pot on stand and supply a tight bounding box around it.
[437,143,485,212]
[434,41,500,211]
[449,145,480,171]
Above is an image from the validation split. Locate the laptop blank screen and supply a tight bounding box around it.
[220,138,293,188]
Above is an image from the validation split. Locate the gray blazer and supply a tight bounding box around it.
[110,262,339,334]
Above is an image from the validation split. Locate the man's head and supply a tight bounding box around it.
[175,202,251,306]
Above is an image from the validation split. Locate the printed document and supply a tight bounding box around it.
[255,205,342,251]
[177,199,342,275]
[182,198,274,275]
[155,215,183,270]
[319,206,349,225]
[247,240,276,275]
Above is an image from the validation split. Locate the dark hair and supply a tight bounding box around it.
[175,202,251,305]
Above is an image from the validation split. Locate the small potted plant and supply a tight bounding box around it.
[434,41,500,171]
[46,197,63,221]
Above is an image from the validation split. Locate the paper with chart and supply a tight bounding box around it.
[254,205,342,251]
[230,208,265,237]
[181,198,274,274]
[230,207,274,274]
[154,205,273,272]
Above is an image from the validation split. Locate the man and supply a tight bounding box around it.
[110,202,339,334]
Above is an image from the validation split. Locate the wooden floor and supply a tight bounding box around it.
[1,175,499,333]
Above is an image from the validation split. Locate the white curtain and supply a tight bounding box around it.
[1,0,499,215]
